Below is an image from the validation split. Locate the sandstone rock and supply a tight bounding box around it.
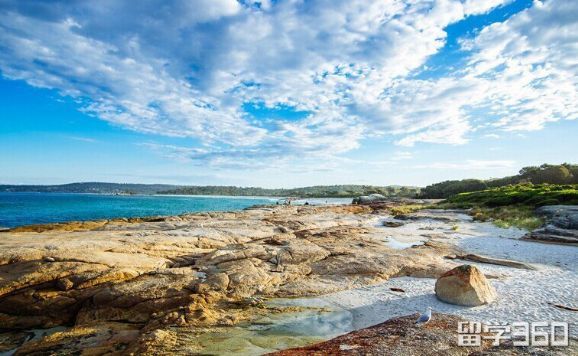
[14,323,140,355]
[435,265,496,306]
[278,240,330,265]
[447,254,536,270]
[277,225,290,233]
[217,258,277,297]
[132,328,178,354]
[200,245,272,265]
[56,278,74,291]
[205,273,229,291]
[10,220,109,233]
[0,203,463,354]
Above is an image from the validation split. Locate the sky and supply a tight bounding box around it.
[0,0,577,188]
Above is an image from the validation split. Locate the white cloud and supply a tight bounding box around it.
[0,0,574,169]
[371,0,577,148]
[465,0,578,131]
[66,136,99,143]
[415,160,516,170]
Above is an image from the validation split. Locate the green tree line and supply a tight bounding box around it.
[420,163,578,199]
[160,185,421,198]
[0,183,421,198]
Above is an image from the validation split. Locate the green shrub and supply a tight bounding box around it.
[438,184,578,230]
[466,206,544,230]
[445,184,578,208]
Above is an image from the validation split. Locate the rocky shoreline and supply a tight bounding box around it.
[1,203,576,354]
[271,313,576,355]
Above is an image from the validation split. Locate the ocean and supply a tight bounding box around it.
[0,192,277,228]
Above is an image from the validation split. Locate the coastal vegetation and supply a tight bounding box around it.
[0,183,420,198]
[389,204,426,217]
[468,206,543,230]
[420,163,578,198]
[443,184,578,208]
[3,163,577,200]
[159,185,421,198]
[438,183,578,230]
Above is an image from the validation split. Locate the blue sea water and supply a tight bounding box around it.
[0,192,277,228]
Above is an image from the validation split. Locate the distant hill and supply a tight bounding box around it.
[159,185,421,198]
[0,183,421,198]
[4,163,575,199]
[420,163,578,199]
[0,182,181,195]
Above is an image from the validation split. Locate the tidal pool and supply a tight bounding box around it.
[170,301,354,355]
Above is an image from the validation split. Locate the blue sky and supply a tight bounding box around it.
[0,0,577,187]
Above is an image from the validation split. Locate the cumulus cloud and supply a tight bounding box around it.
[0,0,574,168]
[414,160,516,170]
[387,0,578,144]
[466,0,578,131]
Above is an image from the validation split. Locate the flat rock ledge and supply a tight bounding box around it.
[270,313,576,356]
[524,205,578,244]
[0,204,462,355]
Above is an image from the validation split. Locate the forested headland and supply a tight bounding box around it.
[419,163,578,198]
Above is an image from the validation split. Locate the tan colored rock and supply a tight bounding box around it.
[199,245,272,265]
[56,278,74,291]
[205,272,229,291]
[131,328,178,355]
[278,240,330,265]
[435,265,496,306]
[0,203,465,354]
[14,323,140,355]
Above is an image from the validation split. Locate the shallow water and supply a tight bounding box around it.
[371,216,434,249]
[170,307,354,355]
[0,192,277,227]
[0,326,67,356]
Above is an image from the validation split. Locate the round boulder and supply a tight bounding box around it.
[435,265,496,306]
[352,194,387,205]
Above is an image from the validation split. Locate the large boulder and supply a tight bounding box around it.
[535,205,578,229]
[434,265,496,306]
[352,194,387,205]
[525,205,578,243]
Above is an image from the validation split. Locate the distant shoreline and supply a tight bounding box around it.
[0,191,360,199]
[0,182,421,199]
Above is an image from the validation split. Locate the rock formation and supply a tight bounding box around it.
[270,313,576,355]
[0,204,461,354]
[435,265,496,306]
[524,205,578,243]
[352,193,387,205]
